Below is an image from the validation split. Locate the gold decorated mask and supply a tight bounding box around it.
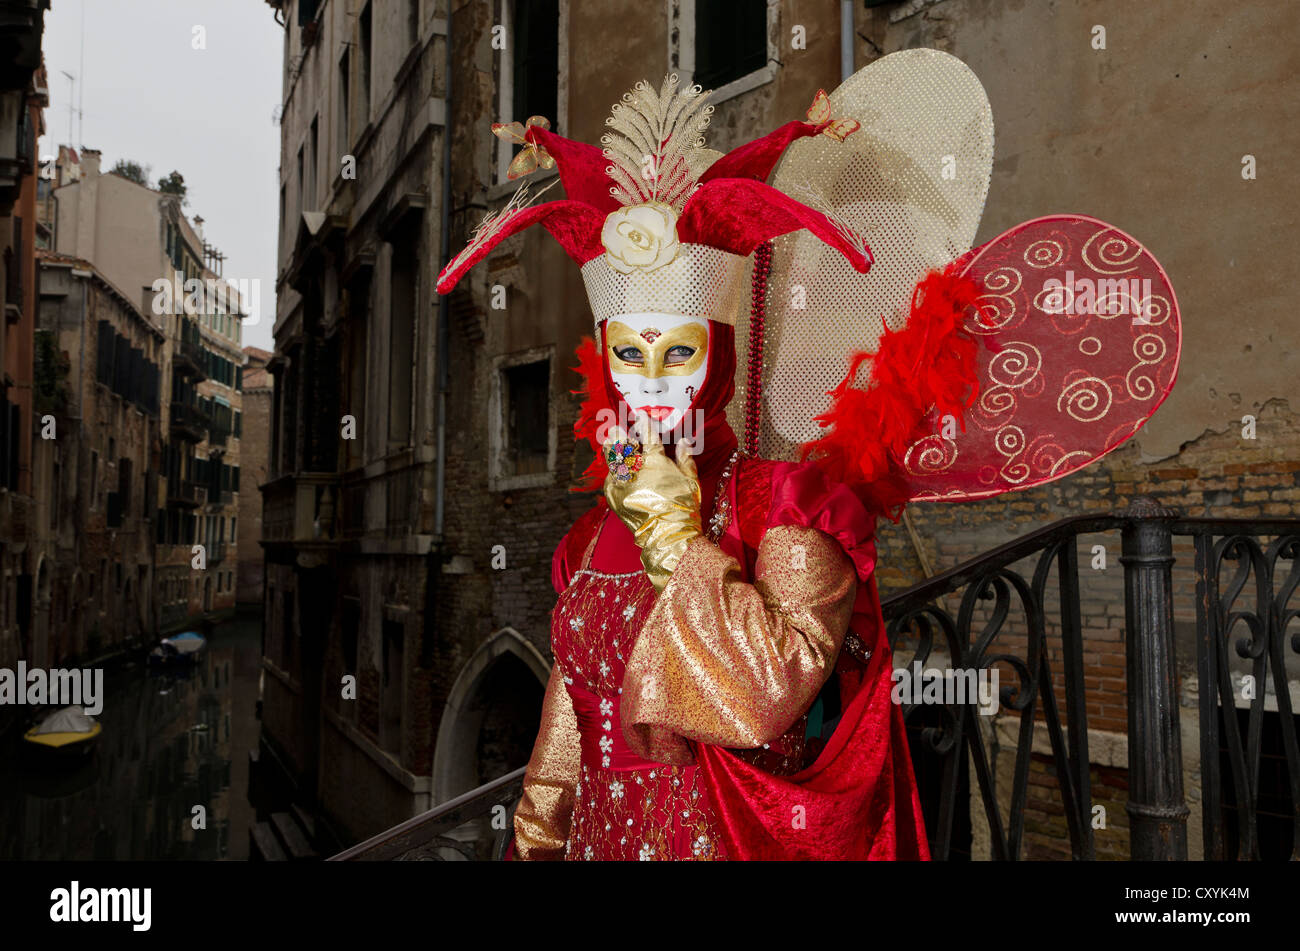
[605,313,710,434]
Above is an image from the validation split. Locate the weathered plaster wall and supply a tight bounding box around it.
[862,0,1299,463]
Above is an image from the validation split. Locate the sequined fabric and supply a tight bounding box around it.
[620,526,856,765]
[512,664,582,860]
[581,244,749,328]
[735,49,994,459]
[553,566,729,861]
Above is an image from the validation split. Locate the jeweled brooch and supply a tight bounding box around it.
[605,441,645,482]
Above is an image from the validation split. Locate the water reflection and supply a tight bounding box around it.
[0,613,262,860]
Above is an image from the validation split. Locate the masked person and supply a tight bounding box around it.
[436,55,1180,861]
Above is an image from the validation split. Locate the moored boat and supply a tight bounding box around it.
[147,631,207,667]
[22,705,102,761]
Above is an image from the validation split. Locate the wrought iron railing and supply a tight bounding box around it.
[327,496,1299,861]
[328,768,524,861]
[1183,515,1300,860]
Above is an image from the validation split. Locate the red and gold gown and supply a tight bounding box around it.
[513,454,932,861]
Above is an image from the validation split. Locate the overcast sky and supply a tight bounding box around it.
[38,0,283,351]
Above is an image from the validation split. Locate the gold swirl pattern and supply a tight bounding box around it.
[902,215,1179,504]
[1057,376,1113,422]
[994,425,1030,484]
[1026,437,1066,474]
[1134,293,1171,327]
[1023,238,1064,269]
[982,266,1023,295]
[994,424,1025,458]
[1034,281,1074,315]
[986,342,1042,389]
[1125,334,1165,400]
[1000,460,1031,484]
[970,293,1016,333]
[970,266,1025,332]
[903,435,958,475]
[976,384,1017,421]
[1082,227,1141,275]
[1092,284,1140,321]
[1049,449,1094,475]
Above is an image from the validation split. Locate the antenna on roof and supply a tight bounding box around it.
[59,70,75,146]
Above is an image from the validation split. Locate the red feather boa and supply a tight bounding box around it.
[569,334,614,493]
[799,264,986,522]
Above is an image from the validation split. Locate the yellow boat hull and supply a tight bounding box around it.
[23,721,102,750]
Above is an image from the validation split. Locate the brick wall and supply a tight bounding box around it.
[236,384,271,603]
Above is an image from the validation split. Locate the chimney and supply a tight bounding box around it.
[193,215,204,240]
[56,145,81,185]
[81,147,101,178]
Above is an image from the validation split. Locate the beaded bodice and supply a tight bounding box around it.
[552,563,728,860]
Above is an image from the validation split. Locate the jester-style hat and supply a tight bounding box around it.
[439,52,1183,521]
[435,74,872,324]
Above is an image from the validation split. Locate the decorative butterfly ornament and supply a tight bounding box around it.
[492,115,556,179]
[805,89,861,142]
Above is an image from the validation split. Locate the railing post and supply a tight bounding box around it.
[1119,496,1189,859]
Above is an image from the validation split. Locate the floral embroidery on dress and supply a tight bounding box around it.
[552,549,728,861]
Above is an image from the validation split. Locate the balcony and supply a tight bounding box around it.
[261,472,340,564]
[208,401,233,447]
[166,479,206,509]
[206,540,227,564]
[172,332,208,382]
[169,399,210,442]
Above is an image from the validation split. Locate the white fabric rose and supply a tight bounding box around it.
[601,202,680,274]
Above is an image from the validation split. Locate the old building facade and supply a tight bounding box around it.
[33,252,163,666]
[49,149,245,635]
[0,4,49,735]
[237,346,272,605]
[261,0,456,839]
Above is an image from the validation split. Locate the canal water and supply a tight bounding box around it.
[0,613,263,860]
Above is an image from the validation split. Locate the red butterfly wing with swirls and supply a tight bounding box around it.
[902,215,1181,502]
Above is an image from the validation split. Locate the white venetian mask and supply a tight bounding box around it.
[604,312,709,436]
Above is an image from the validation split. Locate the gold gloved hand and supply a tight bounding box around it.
[603,413,702,593]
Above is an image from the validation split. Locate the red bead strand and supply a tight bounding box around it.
[744,241,773,456]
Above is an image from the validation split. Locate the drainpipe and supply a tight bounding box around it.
[426,10,454,667]
[840,0,854,82]
[70,267,89,422]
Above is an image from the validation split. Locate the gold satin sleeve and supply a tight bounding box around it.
[620,524,857,764]
[513,664,581,860]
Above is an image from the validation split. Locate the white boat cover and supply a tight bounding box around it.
[163,634,205,654]
[33,706,97,735]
